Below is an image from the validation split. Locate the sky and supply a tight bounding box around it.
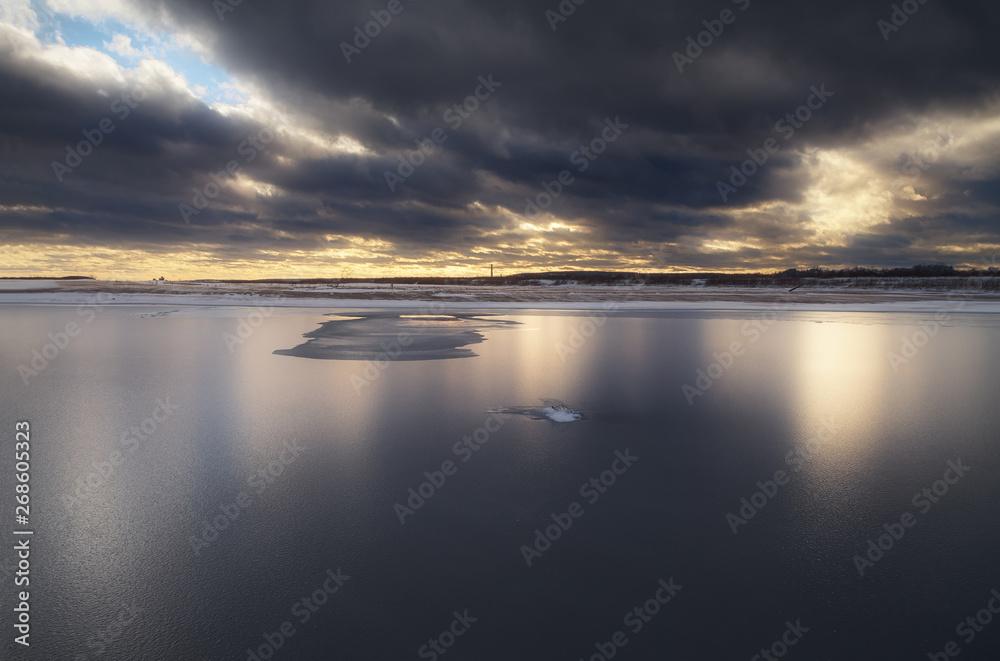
[0,0,999,279]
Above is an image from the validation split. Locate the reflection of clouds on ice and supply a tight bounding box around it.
[490,399,584,423]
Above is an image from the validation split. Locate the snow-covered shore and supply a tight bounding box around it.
[2,279,1000,313]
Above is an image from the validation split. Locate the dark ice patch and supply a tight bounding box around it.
[273,311,519,360]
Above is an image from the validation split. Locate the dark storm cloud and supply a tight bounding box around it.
[1,0,999,270]
[140,0,999,142]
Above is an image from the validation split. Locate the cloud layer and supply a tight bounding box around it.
[1,0,999,277]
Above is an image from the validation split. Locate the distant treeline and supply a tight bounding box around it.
[694,264,999,290]
[199,263,998,288]
[0,276,93,280]
[779,263,990,278]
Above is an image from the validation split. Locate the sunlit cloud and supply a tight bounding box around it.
[1,0,999,277]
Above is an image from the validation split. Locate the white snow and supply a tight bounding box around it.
[2,280,1000,315]
[3,292,1000,315]
[0,279,64,290]
[542,407,583,423]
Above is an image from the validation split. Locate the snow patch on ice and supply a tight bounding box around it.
[542,407,583,423]
[489,400,585,423]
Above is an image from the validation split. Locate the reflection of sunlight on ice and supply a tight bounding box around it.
[791,322,887,427]
[787,320,895,488]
